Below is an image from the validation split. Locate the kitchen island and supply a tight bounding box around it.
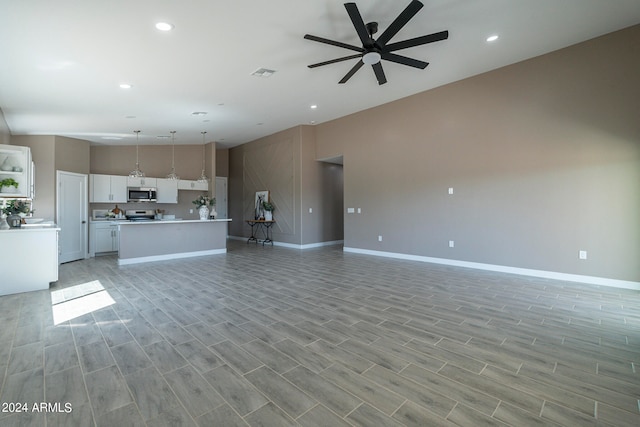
[0,224,60,296]
[117,219,231,265]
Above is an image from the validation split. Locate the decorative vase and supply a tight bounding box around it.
[1,186,17,193]
[198,205,209,220]
[264,211,273,221]
[7,214,22,228]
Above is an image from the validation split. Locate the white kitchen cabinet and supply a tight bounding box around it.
[178,179,208,191]
[90,221,119,255]
[127,176,157,187]
[0,144,32,199]
[156,178,178,204]
[90,174,127,203]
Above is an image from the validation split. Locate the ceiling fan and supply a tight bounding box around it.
[304,0,448,85]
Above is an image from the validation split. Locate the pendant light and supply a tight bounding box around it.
[129,130,145,177]
[197,131,209,183]
[166,130,180,180]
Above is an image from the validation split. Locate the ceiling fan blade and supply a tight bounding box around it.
[308,54,363,68]
[372,63,387,85]
[304,34,364,53]
[339,59,364,84]
[376,0,424,46]
[344,3,372,47]
[381,52,428,69]
[385,30,449,52]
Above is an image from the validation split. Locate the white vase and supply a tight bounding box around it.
[264,211,273,221]
[198,205,209,220]
[1,186,17,193]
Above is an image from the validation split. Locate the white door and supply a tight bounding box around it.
[215,177,228,219]
[57,171,88,263]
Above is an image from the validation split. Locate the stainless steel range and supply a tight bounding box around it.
[125,209,155,221]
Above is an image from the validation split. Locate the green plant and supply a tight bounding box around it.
[192,195,215,208]
[262,201,274,211]
[0,178,19,189]
[1,199,32,216]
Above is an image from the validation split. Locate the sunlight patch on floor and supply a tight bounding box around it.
[51,280,115,325]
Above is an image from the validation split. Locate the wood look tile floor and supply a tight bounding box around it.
[1,240,639,426]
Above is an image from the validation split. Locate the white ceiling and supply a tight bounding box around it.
[1,0,639,148]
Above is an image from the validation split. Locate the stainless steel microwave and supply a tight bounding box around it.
[127,187,157,202]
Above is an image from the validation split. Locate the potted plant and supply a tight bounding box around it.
[0,178,19,193]
[1,199,32,228]
[262,201,274,221]
[192,195,216,220]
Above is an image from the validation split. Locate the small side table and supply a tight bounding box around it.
[246,219,275,246]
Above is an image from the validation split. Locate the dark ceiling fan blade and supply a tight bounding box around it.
[381,52,428,69]
[304,34,364,53]
[308,54,363,68]
[339,59,364,84]
[372,62,387,85]
[384,30,449,52]
[344,3,372,47]
[376,0,424,46]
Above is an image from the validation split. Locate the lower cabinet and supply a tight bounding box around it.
[90,222,119,255]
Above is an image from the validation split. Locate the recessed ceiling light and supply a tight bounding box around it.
[310,105,318,109]
[486,35,499,42]
[119,83,132,89]
[191,111,208,116]
[155,22,174,31]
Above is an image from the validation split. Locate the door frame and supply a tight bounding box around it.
[56,170,89,262]
[215,176,228,219]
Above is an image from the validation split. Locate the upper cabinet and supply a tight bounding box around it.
[90,174,127,203]
[156,178,178,204]
[0,145,32,198]
[127,176,157,188]
[178,179,208,191]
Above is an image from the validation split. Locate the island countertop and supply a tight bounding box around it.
[118,218,231,226]
[117,219,231,265]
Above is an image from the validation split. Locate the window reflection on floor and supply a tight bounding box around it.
[51,280,115,325]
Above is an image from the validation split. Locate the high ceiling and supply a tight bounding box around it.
[1,0,639,148]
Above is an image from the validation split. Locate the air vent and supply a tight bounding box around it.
[251,68,276,77]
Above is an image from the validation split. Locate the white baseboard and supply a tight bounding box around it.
[229,236,343,250]
[118,249,226,266]
[343,247,640,290]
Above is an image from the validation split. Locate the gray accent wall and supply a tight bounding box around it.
[315,25,640,282]
[229,126,344,245]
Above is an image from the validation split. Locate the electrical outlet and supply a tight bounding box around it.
[357,208,361,214]
[579,250,587,260]
[449,240,455,248]
[378,235,382,242]
[309,208,312,213]
[189,209,193,214]
[448,187,454,195]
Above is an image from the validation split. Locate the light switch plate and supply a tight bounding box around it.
[347,208,355,213]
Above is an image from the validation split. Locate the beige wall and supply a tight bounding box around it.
[316,25,640,282]
[216,148,229,177]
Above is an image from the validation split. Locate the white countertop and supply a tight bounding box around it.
[118,219,231,225]
[0,224,60,232]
